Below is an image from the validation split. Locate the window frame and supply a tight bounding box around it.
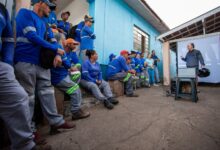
[133,25,150,54]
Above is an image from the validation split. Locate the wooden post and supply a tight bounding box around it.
[162,42,171,86]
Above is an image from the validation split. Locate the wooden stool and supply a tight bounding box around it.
[108,80,124,97]
[54,88,65,115]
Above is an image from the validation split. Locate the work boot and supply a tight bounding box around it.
[108,97,119,105]
[33,131,47,145]
[104,100,114,109]
[143,84,150,88]
[31,144,52,150]
[72,109,90,120]
[50,122,76,135]
[126,93,139,97]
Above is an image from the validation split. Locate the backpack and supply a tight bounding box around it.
[40,24,57,69]
[0,3,7,21]
[68,25,77,39]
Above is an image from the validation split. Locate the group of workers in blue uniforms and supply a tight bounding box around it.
[0,0,77,149]
[0,0,161,149]
[0,0,121,149]
[107,49,161,92]
[0,0,98,149]
[0,2,36,150]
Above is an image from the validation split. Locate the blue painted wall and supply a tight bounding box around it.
[88,0,163,79]
[170,50,177,78]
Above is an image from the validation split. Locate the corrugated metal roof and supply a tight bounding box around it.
[158,6,220,42]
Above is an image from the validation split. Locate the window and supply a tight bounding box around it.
[133,26,150,53]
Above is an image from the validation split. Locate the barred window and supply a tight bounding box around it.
[133,26,150,53]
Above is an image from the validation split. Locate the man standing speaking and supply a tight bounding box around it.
[181,43,205,90]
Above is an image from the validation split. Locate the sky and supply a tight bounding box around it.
[146,0,220,29]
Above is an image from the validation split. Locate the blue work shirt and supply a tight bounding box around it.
[130,57,136,69]
[80,25,96,50]
[140,58,146,67]
[107,56,129,78]
[0,4,14,65]
[57,20,70,36]
[75,21,84,42]
[51,47,79,85]
[15,9,58,65]
[182,49,205,68]
[82,59,102,83]
[43,11,57,26]
[134,58,143,73]
[151,54,159,66]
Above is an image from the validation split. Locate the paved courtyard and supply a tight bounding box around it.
[43,86,220,150]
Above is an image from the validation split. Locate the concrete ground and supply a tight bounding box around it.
[44,86,220,150]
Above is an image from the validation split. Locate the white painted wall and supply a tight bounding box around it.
[0,0,14,18]
[57,0,89,26]
[177,34,220,83]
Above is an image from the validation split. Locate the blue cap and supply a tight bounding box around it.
[136,51,141,55]
[31,0,56,7]
[109,53,116,62]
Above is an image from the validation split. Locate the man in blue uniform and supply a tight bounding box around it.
[140,52,150,87]
[129,50,137,69]
[134,52,143,88]
[57,11,71,37]
[14,0,75,137]
[74,15,93,42]
[42,0,57,28]
[80,16,95,62]
[151,50,160,83]
[71,15,93,56]
[51,38,90,120]
[107,50,138,97]
[0,3,36,150]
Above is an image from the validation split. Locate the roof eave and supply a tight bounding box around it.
[124,0,170,33]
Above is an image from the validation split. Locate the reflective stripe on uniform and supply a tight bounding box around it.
[135,65,140,69]
[50,38,57,42]
[123,73,132,82]
[108,65,116,70]
[71,73,81,81]
[66,84,79,95]
[140,75,145,79]
[81,36,90,39]
[23,26,36,35]
[2,37,14,42]
[16,37,31,43]
[82,71,88,73]
[75,63,81,68]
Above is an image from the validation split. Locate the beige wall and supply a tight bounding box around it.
[16,0,31,13]
[57,0,89,26]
